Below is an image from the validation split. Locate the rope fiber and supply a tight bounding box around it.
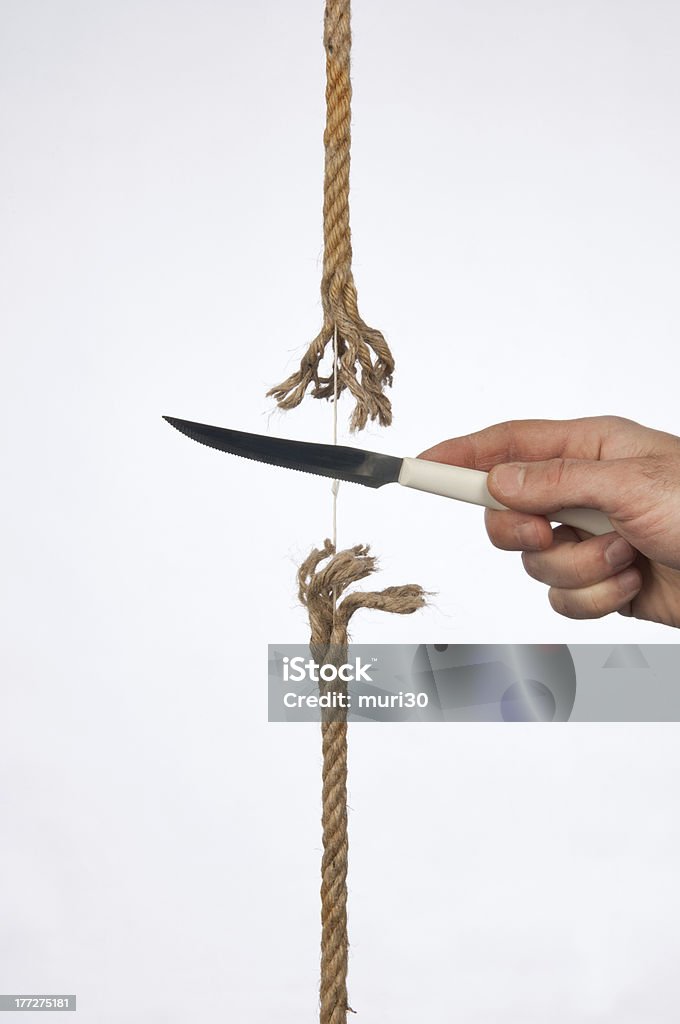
[266,4,427,1021]
[267,0,396,432]
[298,542,426,1024]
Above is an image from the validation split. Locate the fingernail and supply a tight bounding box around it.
[605,537,633,569]
[492,463,526,498]
[617,568,641,594]
[516,521,540,549]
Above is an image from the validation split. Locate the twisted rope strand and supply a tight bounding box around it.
[267,3,426,1020]
[299,541,426,1023]
[267,0,395,431]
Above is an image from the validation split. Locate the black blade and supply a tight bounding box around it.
[163,417,403,489]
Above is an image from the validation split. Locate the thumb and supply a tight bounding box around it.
[487,457,653,521]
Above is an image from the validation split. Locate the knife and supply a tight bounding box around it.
[163,416,613,536]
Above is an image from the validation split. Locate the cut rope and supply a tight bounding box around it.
[267,0,395,432]
[265,3,427,1021]
[298,541,426,1024]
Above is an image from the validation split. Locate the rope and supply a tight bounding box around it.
[267,0,395,432]
[298,542,426,1024]
[265,4,427,1019]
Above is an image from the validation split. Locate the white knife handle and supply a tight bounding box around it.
[398,458,613,536]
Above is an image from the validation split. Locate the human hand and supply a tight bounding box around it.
[419,416,680,627]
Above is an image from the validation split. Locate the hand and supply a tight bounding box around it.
[419,416,680,628]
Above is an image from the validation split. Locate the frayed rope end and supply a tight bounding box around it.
[298,539,428,648]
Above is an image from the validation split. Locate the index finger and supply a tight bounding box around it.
[418,417,611,471]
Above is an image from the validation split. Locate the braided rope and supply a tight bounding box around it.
[267,0,395,432]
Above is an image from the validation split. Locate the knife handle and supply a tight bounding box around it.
[398,457,613,537]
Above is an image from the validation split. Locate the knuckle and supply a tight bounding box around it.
[568,545,589,588]
[548,585,610,620]
[499,419,528,461]
[542,457,568,492]
[484,510,505,547]
[601,415,631,432]
[485,509,521,550]
[521,550,545,581]
[486,530,509,552]
[548,587,578,619]
[640,453,672,488]
[582,586,612,619]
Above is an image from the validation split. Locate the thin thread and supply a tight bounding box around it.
[331,323,339,625]
[332,324,339,451]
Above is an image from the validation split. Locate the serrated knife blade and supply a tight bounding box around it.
[162,416,614,536]
[163,416,402,488]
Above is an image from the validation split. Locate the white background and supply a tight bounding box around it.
[2,1,679,1020]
